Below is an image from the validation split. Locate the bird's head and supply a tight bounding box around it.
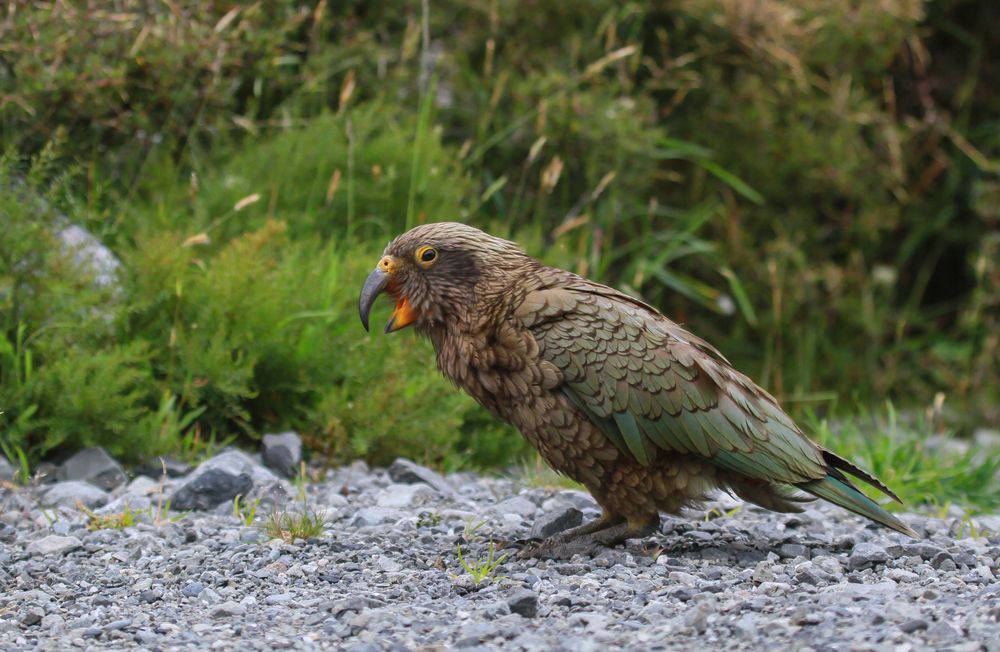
[359,222,529,333]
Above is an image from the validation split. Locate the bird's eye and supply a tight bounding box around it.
[415,246,437,267]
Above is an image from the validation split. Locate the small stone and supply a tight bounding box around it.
[264,593,294,605]
[182,582,204,598]
[507,590,538,618]
[350,507,403,527]
[900,618,929,633]
[261,432,302,478]
[849,542,891,569]
[751,561,775,583]
[41,481,108,509]
[812,555,843,577]
[794,561,830,585]
[170,469,254,511]
[139,590,161,603]
[329,597,374,616]
[22,608,44,626]
[377,556,402,573]
[211,601,246,618]
[27,534,82,556]
[376,484,435,508]
[530,507,582,539]
[41,614,65,629]
[668,571,699,586]
[778,543,808,559]
[496,496,537,519]
[57,447,126,490]
[684,602,714,633]
[105,618,131,631]
[925,621,960,642]
[388,458,456,497]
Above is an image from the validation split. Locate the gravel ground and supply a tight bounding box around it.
[1,451,998,652]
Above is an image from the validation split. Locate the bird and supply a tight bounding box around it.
[359,222,917,554]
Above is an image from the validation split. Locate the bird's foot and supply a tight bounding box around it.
[515,518,659,559]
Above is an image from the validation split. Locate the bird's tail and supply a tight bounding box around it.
[797,474,918,538]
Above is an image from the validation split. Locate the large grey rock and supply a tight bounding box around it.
[387,458,455,497]
[27,535,81,556]
[530,507,582,539]
[169,449,287,511]
[41,481,109,509]
[170,469,253,512]
[261,432,302,478]
[57,447,126,490]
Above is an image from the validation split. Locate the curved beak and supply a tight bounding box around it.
[359,268,389,333]
[359,256,419,334]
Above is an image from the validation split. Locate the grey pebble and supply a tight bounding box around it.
[26,534,81,556]
[181,582,204,598]
[900,618,930,633]
[849,541,891,569]
[210,601,246,618]
[506,590,538,618]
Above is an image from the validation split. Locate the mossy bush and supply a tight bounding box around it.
[1,133,524,468]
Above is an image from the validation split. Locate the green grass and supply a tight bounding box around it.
[262,507,327,543]
[808,404,1000,514]
[233,494,262,528]
[456,541,508,585]
[455,517,509,585]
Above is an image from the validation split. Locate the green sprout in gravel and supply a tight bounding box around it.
[456,541,508,586]
[81,501,140,531]
[454,518,508,585]
[262,507,326,543]
[232,494,261,527]
[261,469,326,543]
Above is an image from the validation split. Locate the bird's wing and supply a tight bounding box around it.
[514,280,829,484]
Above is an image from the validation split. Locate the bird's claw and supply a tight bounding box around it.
[515,536,606,560]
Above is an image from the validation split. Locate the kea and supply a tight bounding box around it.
[359,222,917,554]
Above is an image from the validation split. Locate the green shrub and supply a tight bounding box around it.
[0,149,157,460]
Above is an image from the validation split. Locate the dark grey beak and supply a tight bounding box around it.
[358,268,389,332]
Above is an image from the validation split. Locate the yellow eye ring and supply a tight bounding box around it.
[415,245,437,267]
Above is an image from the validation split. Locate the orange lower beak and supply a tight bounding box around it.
[385,296,418,333]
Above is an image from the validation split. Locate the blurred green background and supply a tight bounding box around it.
[1,1,997,506]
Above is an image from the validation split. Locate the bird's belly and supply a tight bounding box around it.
[502,394,721,518]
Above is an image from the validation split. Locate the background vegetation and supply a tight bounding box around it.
[0,1,997,507]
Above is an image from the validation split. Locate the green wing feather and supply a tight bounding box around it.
[517,280,915,537]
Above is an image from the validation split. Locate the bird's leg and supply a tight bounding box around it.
[518,514,659,559]
[549,513,626,543]
[587,515,660,547]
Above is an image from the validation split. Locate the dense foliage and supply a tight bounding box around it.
[1,2,997,483]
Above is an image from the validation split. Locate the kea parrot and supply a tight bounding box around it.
[359,223,917,554]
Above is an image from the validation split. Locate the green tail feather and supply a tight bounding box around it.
[798,475,918,538]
